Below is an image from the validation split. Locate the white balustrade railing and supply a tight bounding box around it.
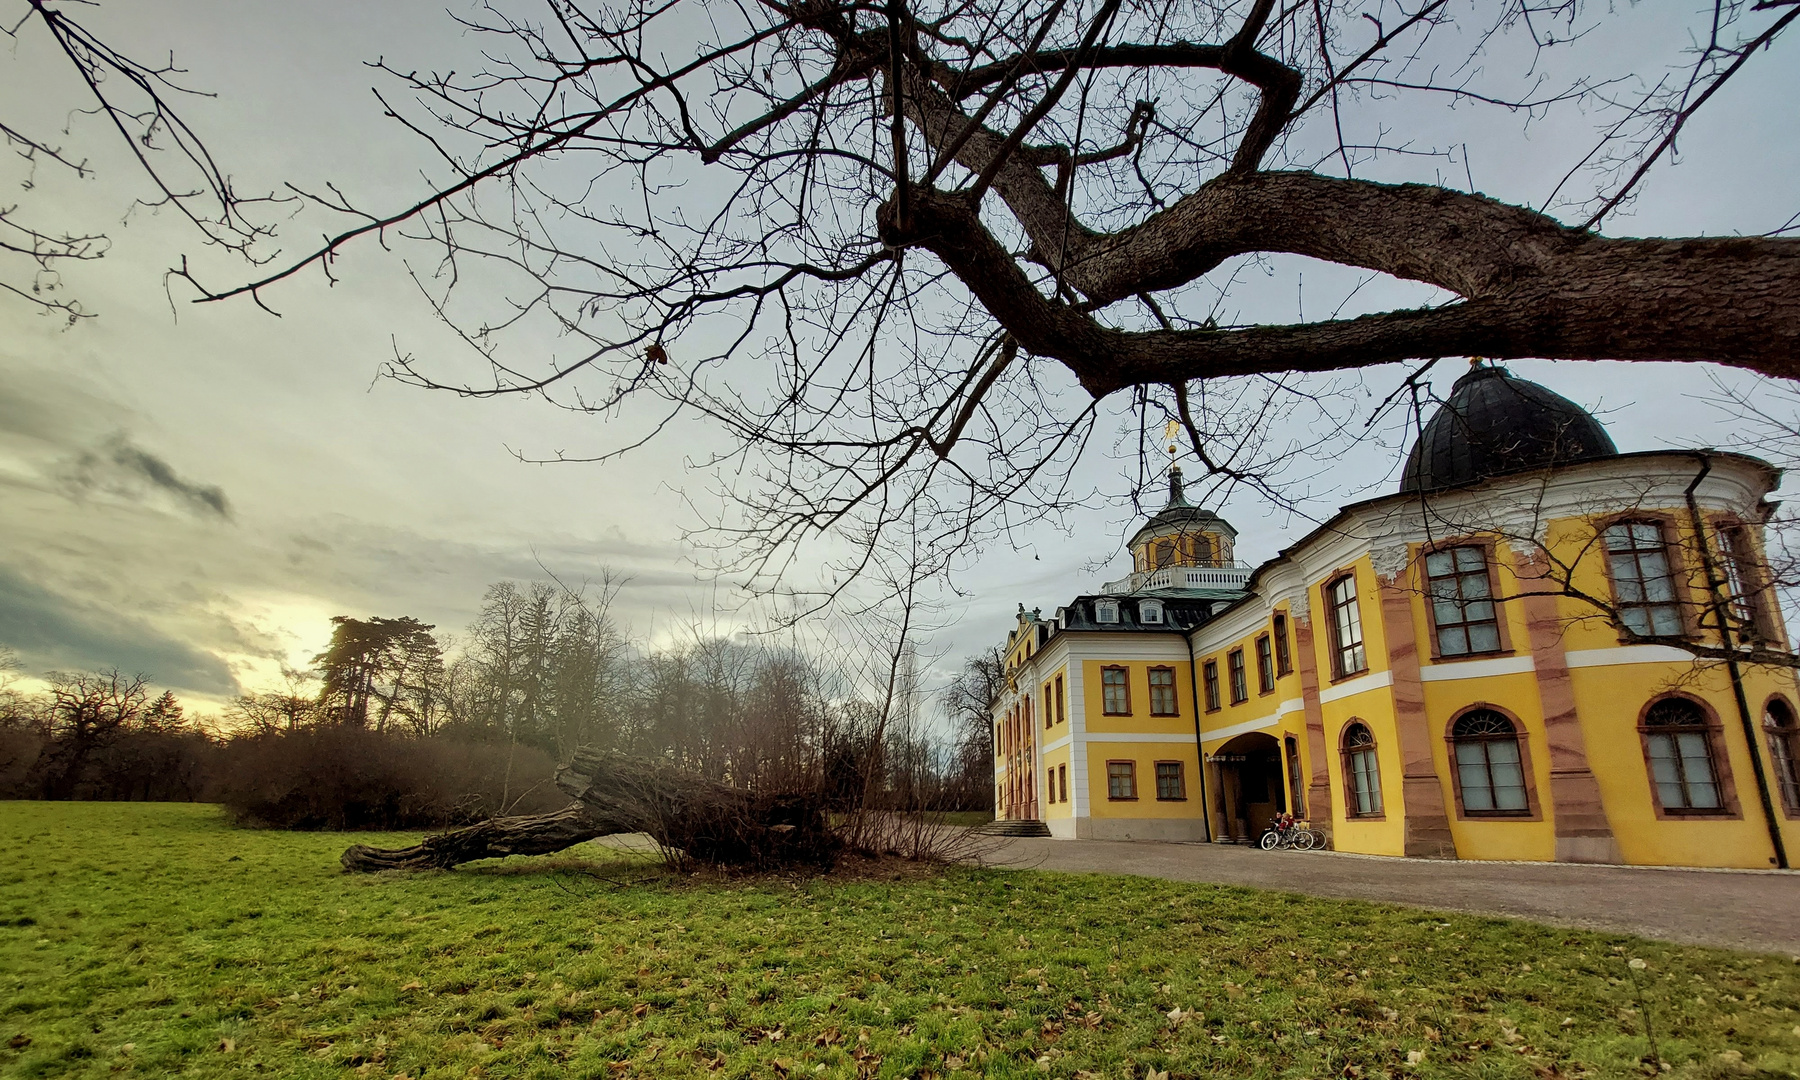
[1099,564,1253,594]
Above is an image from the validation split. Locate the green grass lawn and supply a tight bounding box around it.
[2,803,1797,1080]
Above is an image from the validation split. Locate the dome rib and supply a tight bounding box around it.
[1399,365,1617,494]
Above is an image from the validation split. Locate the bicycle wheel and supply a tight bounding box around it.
[1296,829,1322,851]
[1258,830,1281,850]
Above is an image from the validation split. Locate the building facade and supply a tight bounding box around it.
[993,363,1800,868]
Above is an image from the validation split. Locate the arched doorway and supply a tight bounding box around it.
[1209,731,1285,841]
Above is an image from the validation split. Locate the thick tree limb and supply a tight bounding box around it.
[1217,0,1302,174]
[949,42,1227,97]
[883,184,1800,394]
[340,804,606,872]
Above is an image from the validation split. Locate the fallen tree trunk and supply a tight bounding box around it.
[340,751,839,872]
[340,803,606,872]
[555,748,840,869]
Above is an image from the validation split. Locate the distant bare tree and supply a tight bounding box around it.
[225,667,323,734]
[942,645,1003,810]
[37,668,148,799]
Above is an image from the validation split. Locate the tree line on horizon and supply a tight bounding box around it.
[0,579,1002,819]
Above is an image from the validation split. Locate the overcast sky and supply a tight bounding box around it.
[2,1,1795,710]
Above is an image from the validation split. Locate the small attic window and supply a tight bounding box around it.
[1095,600,1120,624]
[1056,607,1068,629]
[1140,600,1164,624]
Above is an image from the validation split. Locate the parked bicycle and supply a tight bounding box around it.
[1257,812,1322,850]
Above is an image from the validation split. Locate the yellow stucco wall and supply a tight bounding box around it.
[1042,744,1073,820]
[1319,698,1407,857]
[1420,672,1556,861]
[1081,660,1193,735]
[1040,664,1070,737]
[1194,614,1302,733]
[1568,662,1796,868]
[1086,739,1202,819]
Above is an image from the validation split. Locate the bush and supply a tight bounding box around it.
[0,728,220,801]
[214,730,565,830]
[0,728,46,799]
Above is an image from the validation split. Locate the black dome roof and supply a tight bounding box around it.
[1399,364,1617,493]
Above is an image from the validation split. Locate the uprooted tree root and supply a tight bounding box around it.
[341,751,996,874]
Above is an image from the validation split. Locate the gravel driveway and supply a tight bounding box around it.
[983,837,1800,956]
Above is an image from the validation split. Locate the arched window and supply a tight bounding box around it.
[1342,722,1383,817]
[1451,710,1529,814]
[1765,699,1800,813]
[1642,698,1723,812]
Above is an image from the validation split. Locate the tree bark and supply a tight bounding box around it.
[339,804,606,872]
[880,184,1800,394]
[554,749,840,868]
[340,752,841,872]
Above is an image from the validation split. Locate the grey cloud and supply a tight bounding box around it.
[0,564,240,696]
[63,433,232,519]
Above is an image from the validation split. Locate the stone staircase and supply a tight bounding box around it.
[978,818,1052,838]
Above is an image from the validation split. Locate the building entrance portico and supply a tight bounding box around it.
[1210,731,1285,842]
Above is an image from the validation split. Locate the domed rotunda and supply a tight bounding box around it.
[1399,362,1617,493]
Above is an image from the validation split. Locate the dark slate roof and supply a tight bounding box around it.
[1399,364,1617,494]
[1055,595,1216,633]
[1128,466,1236,549]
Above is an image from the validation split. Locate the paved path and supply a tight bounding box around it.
[984,837,1800,956]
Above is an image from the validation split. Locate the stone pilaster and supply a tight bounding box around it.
[1377,576,1459,858]
[1512,547,1622,863]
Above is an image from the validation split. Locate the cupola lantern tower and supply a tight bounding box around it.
[1129,466,1237,572]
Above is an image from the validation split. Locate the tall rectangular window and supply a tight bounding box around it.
[1203,660,1220,711]
[1055,675,1065,725]
[1718,524,1767,642]
[1047,767,1056,803]
[1328,574,1367,677]
[1057,763,1068,804]
[1043,684,1053,729]
[1106,760,1137,799]
[1255,635,1275,693]
[1148,666,1178,716]
[1284,736,1307,818]
[1155,761,1185,800]
[1228,649,1248,704]
[1605,521,1684,637]
[1273,613,1293,675]
[1426,546,1502,656]
[1101,666,1131,715]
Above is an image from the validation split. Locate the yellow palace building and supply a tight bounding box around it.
[992,363,1800,868]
